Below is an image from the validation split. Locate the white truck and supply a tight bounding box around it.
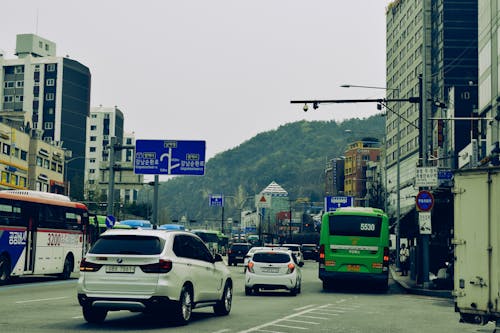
[454,167,500,326]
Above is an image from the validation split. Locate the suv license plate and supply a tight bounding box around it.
[106,265,135,274]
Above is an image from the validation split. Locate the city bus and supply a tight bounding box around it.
[319,207,390,291]
[0,190,90,284]
[191,229,229,255]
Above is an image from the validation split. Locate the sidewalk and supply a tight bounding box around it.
[390,265,452,298]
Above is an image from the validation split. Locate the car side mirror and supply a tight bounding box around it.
[213,253,223,263]
[298,262,304,267]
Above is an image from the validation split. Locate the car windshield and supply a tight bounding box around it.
[253,252,290,263]
[90,235,165,255]
[302,245,316,250]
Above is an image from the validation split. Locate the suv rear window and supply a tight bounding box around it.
[90,235,165,255]
[231,244,250,251]
[253,252,290,263]
[285,245,300,252]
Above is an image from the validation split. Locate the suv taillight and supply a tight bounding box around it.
[140,259,173,273]
[287,263,295,274]
[80,258,103,272]
[247,261,255,273]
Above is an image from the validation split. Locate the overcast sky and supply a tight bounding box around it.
[2,1,389,161]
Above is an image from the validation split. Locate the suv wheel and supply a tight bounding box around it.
[82,306,107,323]
[245,287,253,296]
[213,281,232,315]
[173,285,192,325]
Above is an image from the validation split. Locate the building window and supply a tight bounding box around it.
[44,122,53,130]
[3,96,13,103]
[89,169,95,174]
[46,78,55,86]
[45,93,55,101]
[14,96,24,102]
[51,161,56,171]
[44,159,50,169]
[90,136,96,141]
[57,164,62,173]
[91,114,97,118]
[20,150,27,161]
[2,144,10,155]
[48,108,54,115]
[90,125,97,131]
[47,64,56,72]
[14,66,24,74]
[36,156,43,166]
[4,81,14,88]
[89,147,96,152]
[15,81,24,88]
[34,65,40,72]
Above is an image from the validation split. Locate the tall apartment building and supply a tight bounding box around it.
[0,34,91,200]
[385,0,478,219]
[477,1,500,162]
[86,106,142,208]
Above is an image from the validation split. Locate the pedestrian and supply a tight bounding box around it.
[399,243,410,276]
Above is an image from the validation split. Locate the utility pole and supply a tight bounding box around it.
[107,137,117,217]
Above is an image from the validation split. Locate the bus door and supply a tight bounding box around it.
[22,204,37,273]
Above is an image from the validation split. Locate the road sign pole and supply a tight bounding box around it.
[152,175,159,227]
[107,137,116,217]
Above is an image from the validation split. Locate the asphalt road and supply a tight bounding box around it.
[0,260,495,333]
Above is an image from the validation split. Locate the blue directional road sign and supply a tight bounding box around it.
[105,215,116,228]
[209,194,224,207]
[324,196,353,212]
[134,140,206,175]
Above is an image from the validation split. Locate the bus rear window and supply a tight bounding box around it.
[329,215,382,237]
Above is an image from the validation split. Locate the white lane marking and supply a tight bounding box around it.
[283,319,320,325]
[299,314,334,319]
[212,330,231,333]
[16,296,67,304]
[271,324,308,330]
[294,304,316,311]
[72,316,83,319]
[314,309,346,314]
[254,330,284,333]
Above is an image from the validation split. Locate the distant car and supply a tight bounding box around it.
[227,243,252,266]
[77,229,232,325]
[281,243,304,265]
[301,244,319,261]
[245,249,303,296]
[116,219,152,229]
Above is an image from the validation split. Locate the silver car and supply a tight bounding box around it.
[77,229,232,325]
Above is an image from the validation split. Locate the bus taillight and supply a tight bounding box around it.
[319,244,325,262]
[383,247,390,265]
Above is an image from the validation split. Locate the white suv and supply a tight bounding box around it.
[77,229,232,325]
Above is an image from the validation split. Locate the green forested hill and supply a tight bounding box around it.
[144,115,385,224]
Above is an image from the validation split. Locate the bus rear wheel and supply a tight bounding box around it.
[59,255,74,280]
[0,255,11,285]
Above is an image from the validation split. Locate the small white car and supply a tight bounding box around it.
[245,249,303,296]
[77,229,232,325]
[243,246,273,272]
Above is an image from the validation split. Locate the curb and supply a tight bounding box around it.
[390,266,453,299]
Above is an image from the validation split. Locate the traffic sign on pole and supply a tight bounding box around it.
[134,140,206,175]
[416,190,434,212]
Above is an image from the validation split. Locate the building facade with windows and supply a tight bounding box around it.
[0,33,91,200]
[86,106,142,207]
[343,140,381,207]
[385,0,478,220]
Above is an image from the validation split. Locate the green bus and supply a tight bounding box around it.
[318,207,390,291]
